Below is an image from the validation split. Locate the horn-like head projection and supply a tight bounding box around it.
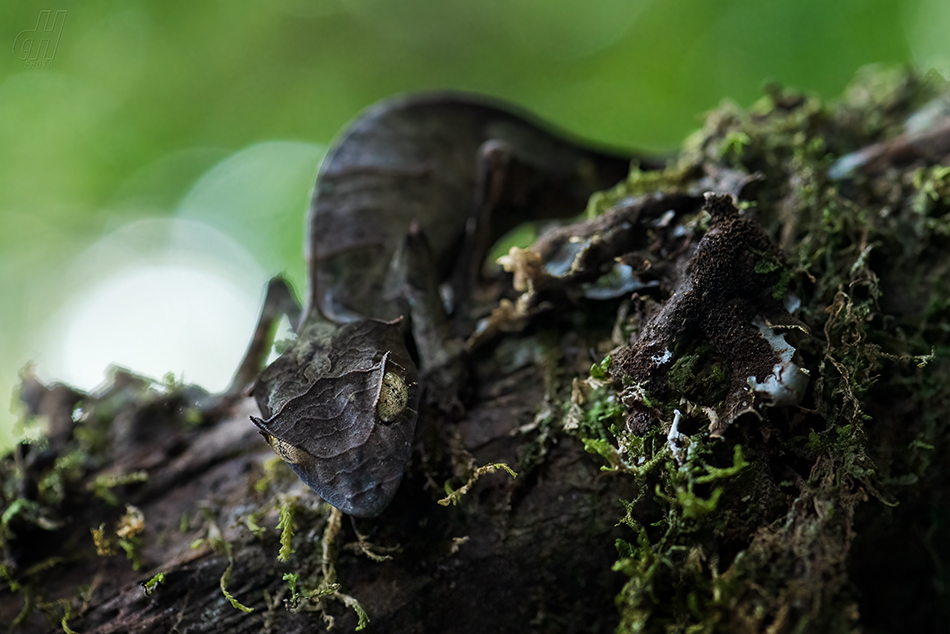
[250,319,419,517]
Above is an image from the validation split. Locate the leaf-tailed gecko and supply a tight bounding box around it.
[228,92,648,517]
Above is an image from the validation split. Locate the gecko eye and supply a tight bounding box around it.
[377,370,409,422]
[262,432,307,465]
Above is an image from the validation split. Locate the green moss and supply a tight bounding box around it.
[573,68,950,632]
[656,441,750,520]
[244,511,266,538]
[87,471,148,506]
[911,165,950,215]
[584,396,625,437]
[61,611,79,634]
[582,438,621,468]
[439,463,517,506]
[118,537,143,570]
[695,444,750,483]
[220,559,254,613]
[663,344,731,408]
[589,354,612,380]
[206,528,255,613]
[37,449,86,505]
[1,562,21,592]
[276,500,296,563]
[585,162,696,218]
[283,572,300,604]
[718,130,751,162]
[667,354,699,394]
[1,498,44,538]
[610,436,757,631]
[142,572,166,597]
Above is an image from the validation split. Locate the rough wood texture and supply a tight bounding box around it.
[3,334,636,633]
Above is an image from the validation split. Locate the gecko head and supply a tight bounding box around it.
[251,319,420,517]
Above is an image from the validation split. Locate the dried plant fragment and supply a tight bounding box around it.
[612,193,809,437]
[470,192,702,347]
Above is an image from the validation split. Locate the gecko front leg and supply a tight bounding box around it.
[395,221,468,417]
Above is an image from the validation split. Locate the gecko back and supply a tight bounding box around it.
[252,92,651,517]
[308,92,642,323]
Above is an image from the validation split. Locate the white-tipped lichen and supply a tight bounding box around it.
[747,317,810,408]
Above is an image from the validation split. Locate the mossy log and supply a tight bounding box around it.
[3,68,950,633]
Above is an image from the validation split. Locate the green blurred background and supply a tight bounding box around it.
[2,0,948,452]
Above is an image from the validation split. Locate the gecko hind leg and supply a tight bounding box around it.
[461,138,627,304]
[457,139,535,302]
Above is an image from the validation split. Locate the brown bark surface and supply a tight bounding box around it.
[3,334,636,633]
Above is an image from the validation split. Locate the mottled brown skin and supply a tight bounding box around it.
[243,92,644,517]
